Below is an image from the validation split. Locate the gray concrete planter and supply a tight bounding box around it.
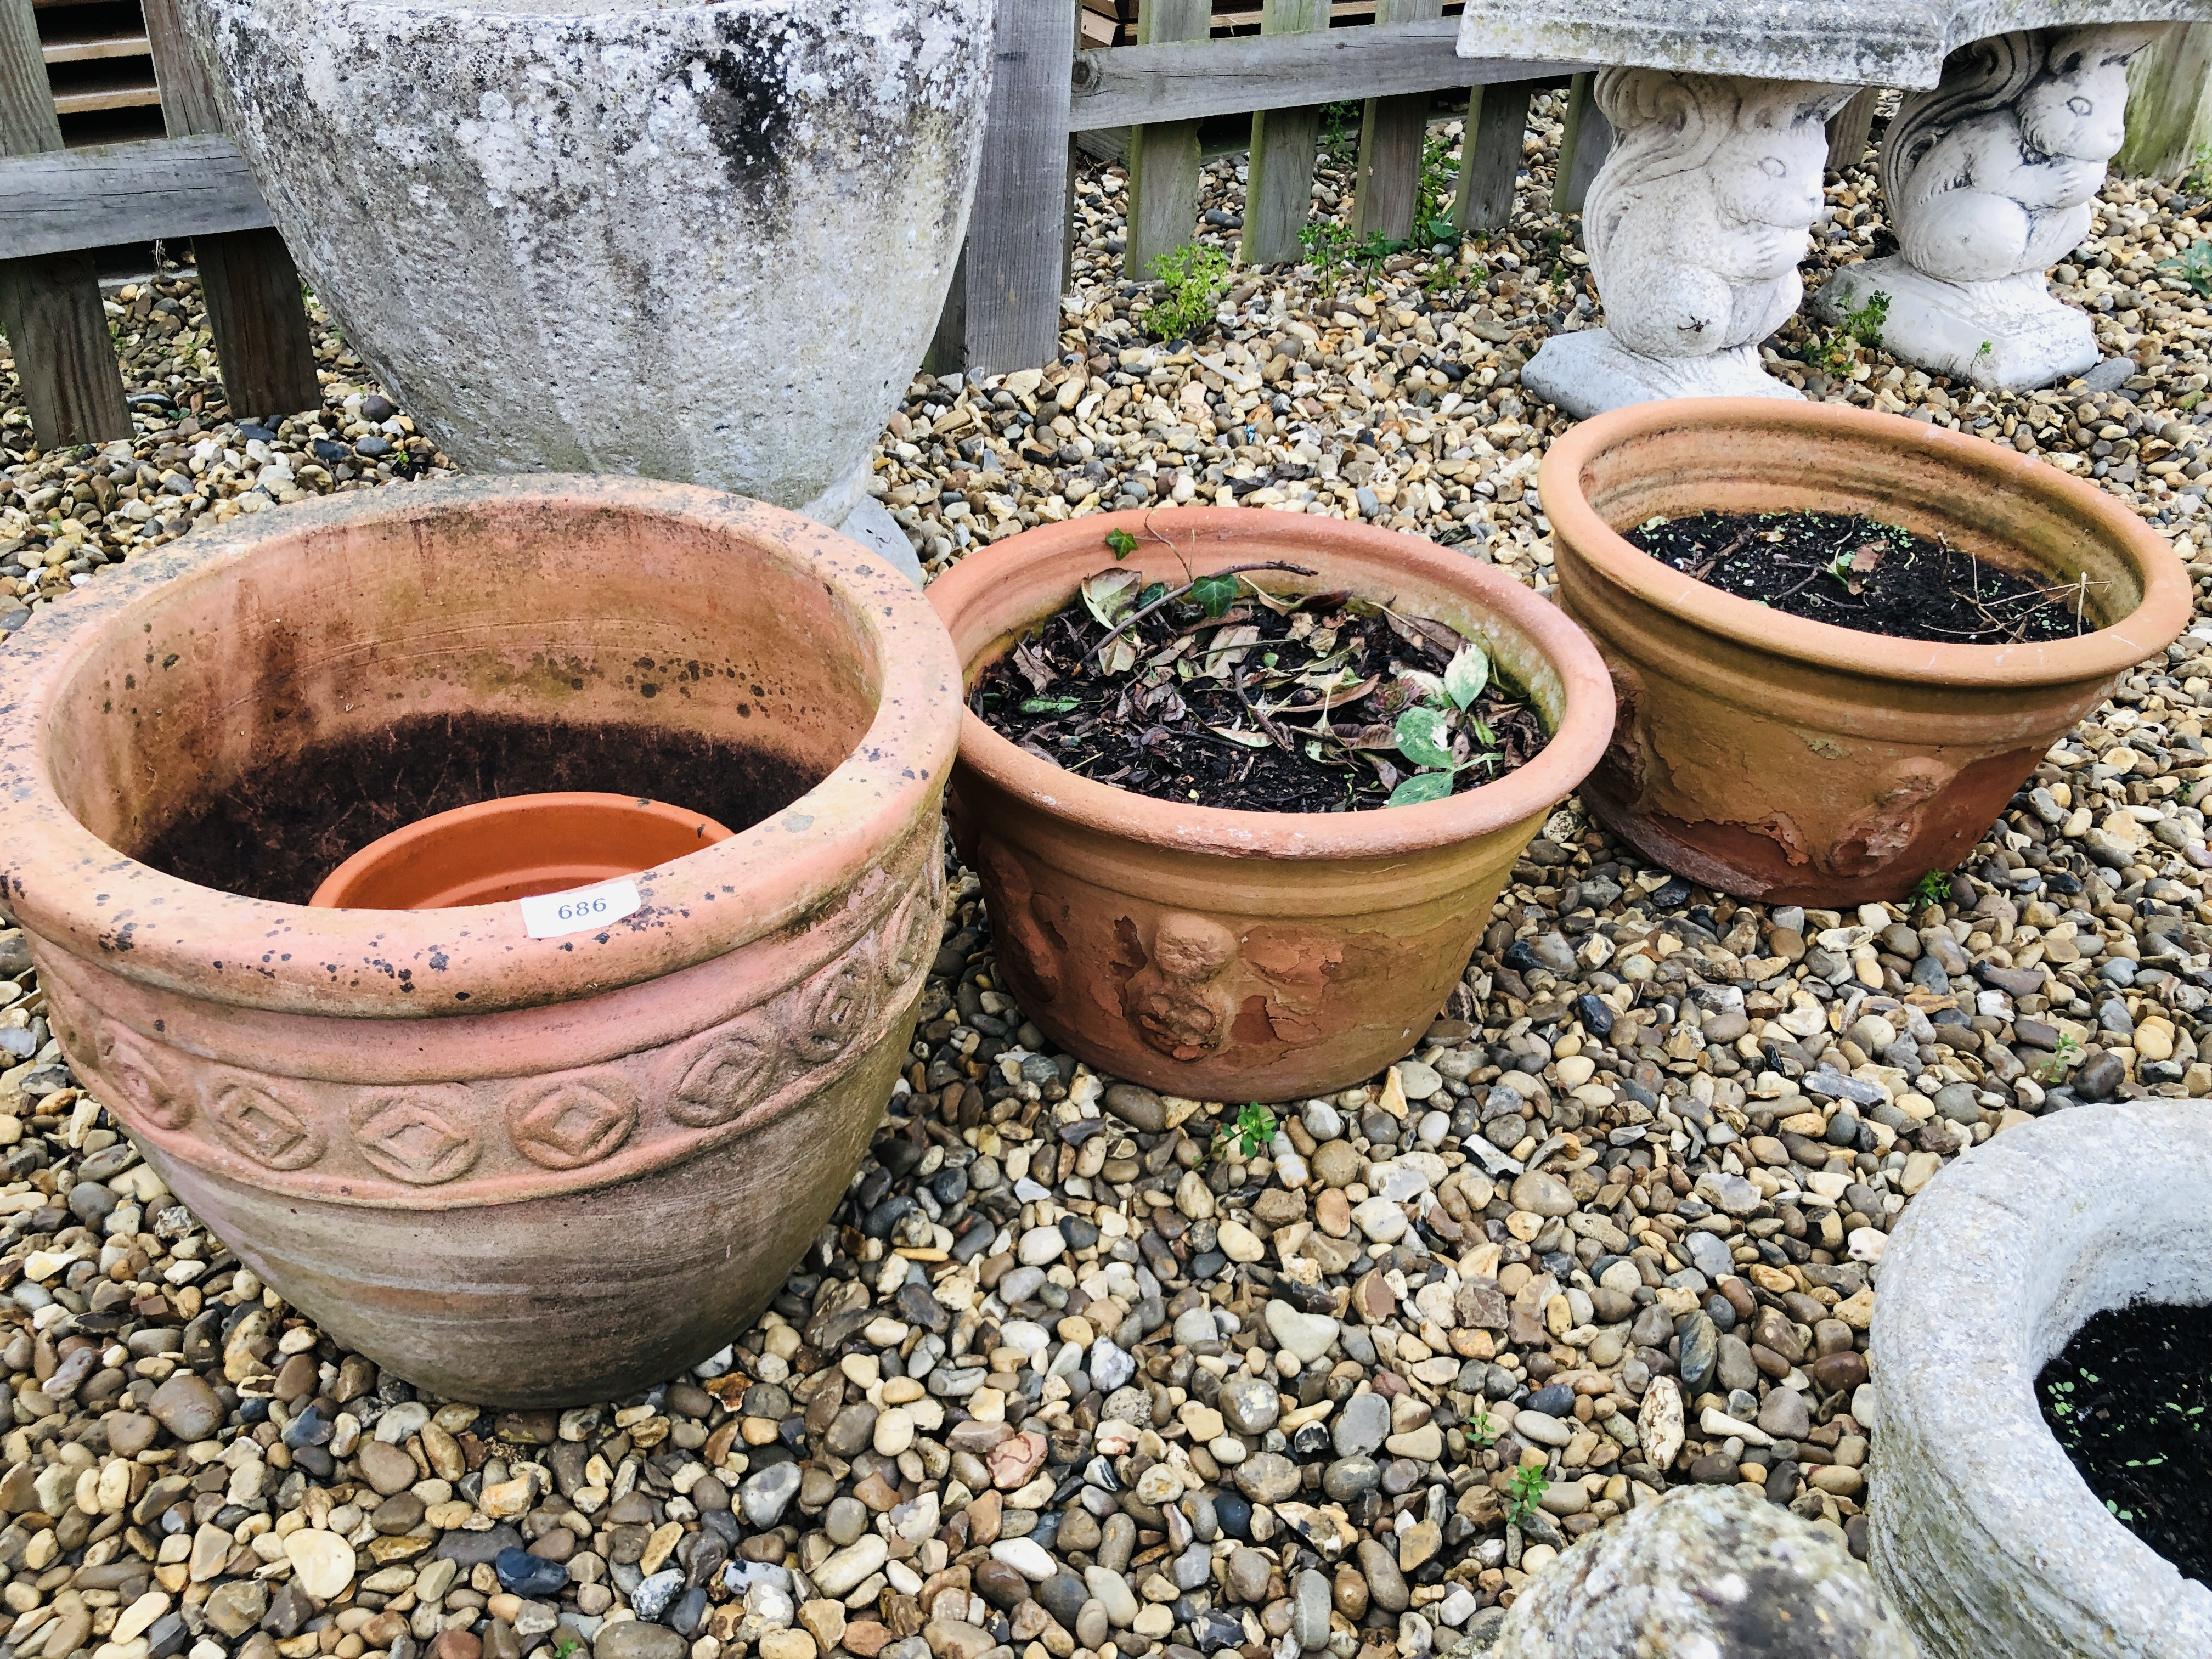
[186,0,992,552]
[1871,1102,2212,1658]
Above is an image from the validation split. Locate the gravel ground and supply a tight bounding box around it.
[0,88,2209,1659]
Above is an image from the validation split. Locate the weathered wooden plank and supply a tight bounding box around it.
[51,76,161,115]
[137,0,219,133]
[0,254,133,444]
[1453,76,1538,232]
[143,0,321,416]
[2118,22,2212,182]
[1348,0,1440,243]
[42,30,153,66]
[1239,0,1329,266]
[192,229,319,418]
[1069,20,1584,130]
[0,134,272,256]
[1825,84,1877,174]
[1,0,131,447]
[1552,71,1611,215]
[0,0,60,154]
[1124,0,1212,278]
[936,0,1079,377]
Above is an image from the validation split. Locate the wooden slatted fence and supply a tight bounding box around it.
[0,0,312,450]
[936,0,1597,377]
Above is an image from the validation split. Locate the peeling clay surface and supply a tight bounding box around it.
[187,0,991,516]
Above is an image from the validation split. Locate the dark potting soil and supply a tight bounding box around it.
[971,551,1550,813]
[2037,1299,2212,1583]
[135,711,822,905]
[1623,510,2089,646]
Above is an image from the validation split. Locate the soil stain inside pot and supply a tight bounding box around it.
[134,712,823,904]
[2036,1299,2212,1583]
[972,561,1550,813]
[1623,511,2090,646]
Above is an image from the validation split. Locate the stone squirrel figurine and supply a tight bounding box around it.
[1882,26,2162,289]
[1583,69,1852,363]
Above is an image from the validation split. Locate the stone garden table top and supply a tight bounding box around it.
[1452,1,2212,87]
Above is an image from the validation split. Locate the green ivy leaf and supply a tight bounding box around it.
[1388,771,1454,807]
[1020,696,1082,714]
[1190,572,1239,618]
[1105,527,1139,560]
[1443,643,1489,710]
[1394,705,1455,770]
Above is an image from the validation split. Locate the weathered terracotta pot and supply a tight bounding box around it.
[926,507,1613,1102]
[1542,398,2193,905]
[310,793,735,910]
[0,477,959,1406]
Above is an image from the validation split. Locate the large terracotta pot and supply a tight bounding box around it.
[184,0,992,560]
[926,508,1614,1103]
[1542,398,2193,905]
[0,477,960,1407]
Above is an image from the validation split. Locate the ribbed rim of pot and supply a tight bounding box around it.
[0,475,962,1017]
[1539,396,2194,688]
[924,506,1615,859]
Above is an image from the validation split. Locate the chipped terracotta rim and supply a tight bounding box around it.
[1539,396,2194,689]
[924,506,1616,860]
[0,475,962,1018]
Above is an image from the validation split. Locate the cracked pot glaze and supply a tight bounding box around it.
[925,508,1614,1103]
[183,0,992,532]
[1542,397,2192,905]
[0,477,961,1407]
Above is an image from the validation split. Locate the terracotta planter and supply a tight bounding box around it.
[310,793,735,910]
[0,477,960,1407]
[1542,398,2193,905]
[926,507,1613,1102]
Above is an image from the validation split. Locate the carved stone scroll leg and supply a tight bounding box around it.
[1524,69,1855,420]
[1814,25,2162,392]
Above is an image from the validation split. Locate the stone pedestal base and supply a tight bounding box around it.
[1521,329,1804,420]
[1814,258,2099,392]
[838,496,926,586]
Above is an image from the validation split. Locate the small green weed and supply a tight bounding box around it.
[2035,1031,2083,1084]
[1214,1102,1278,1160]
[1910,869,1951,908]
[2185,143,2212,196]
[1810,287,1891,376]
[1505,1463,1549,1527]
[1411,130,1460,248]
[1321,100,1362,165]
[2159,240,2212,300]
[1145,244,1233,341]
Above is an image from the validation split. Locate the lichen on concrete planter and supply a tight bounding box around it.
[1541,396,2192,904]
[1494,1485,1917,1658]
[925,507,1615,1103]
[184,0,992,566]
[1871,1103,2212,1657]
[0,477,961,1407]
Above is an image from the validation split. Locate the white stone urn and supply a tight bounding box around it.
[185,0,994,565]
[1870,1102,2212,1658]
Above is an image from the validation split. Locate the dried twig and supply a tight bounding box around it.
[1089,561,1318,662]
[1232,662,1299,754]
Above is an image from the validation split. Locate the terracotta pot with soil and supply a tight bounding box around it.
[926,507,1613,1102]
[1541,398,2193,905]
[0,477,960,1407]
